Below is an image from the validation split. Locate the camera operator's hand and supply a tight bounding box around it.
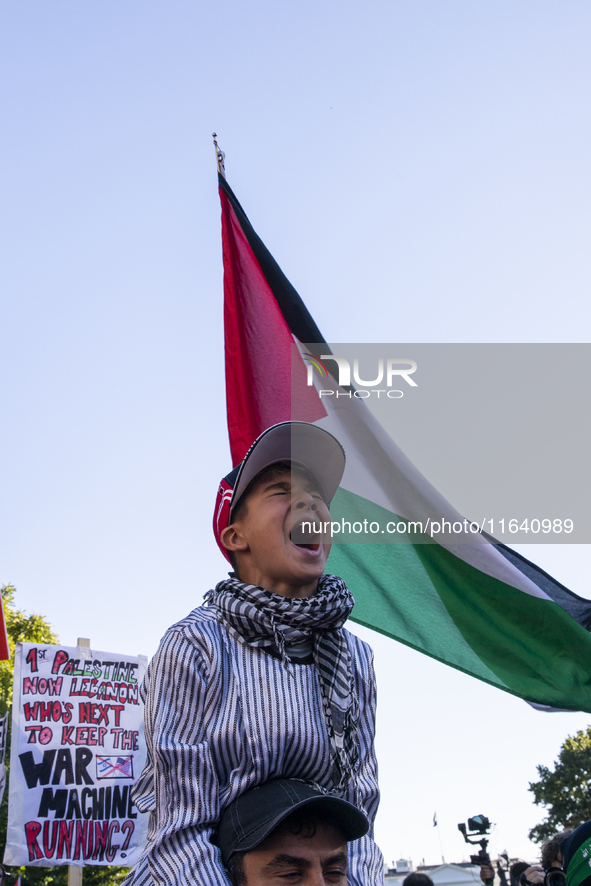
[520,865,545,885]
[480,864,495,885]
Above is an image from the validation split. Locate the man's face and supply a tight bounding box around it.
[221,466,332,598]
[241,821,348,885]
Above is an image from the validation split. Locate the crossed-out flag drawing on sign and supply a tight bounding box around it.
[96,755,134,779]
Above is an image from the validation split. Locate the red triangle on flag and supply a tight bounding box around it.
[219,180,325,466]
[0,596,9,661]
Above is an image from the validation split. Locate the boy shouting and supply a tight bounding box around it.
[125,421,383,886]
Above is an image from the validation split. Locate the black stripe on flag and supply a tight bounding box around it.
[495,543,591,630]
[219,174,326,346]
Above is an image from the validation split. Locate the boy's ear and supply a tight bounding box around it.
[220,523,249,553]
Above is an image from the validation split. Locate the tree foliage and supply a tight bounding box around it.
[0,585,59,717]
[529,726,591,843]
[0,585,129,886]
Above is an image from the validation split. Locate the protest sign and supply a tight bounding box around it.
[4,642,148,867]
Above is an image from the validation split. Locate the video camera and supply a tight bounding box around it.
[543,872,565,886]
[520,868,565,886]
[458,815,492,867]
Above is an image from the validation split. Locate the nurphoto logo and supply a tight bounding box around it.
[303,353,418,399]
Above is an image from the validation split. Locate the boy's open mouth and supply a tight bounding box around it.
[290,522,322,552]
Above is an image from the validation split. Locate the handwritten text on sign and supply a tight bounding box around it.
[4,643,148,868]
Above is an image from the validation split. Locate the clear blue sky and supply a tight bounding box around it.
[2,0,590,869]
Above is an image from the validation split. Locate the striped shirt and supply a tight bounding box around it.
[124,604,384,886]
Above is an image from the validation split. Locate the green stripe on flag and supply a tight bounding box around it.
[414,540,591,710]
[328,488,591,711]
[327,488,503,685]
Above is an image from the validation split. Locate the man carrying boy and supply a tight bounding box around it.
[125,421,384,886]
[216,777,370,885]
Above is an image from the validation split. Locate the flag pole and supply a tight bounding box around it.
[437,821,445,864]
[212,133,225,176]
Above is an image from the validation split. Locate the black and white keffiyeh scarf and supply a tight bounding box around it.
[204,574,360,792]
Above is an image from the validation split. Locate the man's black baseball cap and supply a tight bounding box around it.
[215,779,369,866]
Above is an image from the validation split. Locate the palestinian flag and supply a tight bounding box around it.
[218,171,591,712]
[0,598,9,661]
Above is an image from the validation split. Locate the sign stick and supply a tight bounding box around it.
[67,637,90,886]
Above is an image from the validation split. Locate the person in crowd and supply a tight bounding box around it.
[216,777,370,886]
[403,873,435,886]
[516,830,573,886]
[124,422,383,886]
[562,821,591,886]
[480,860,530,886]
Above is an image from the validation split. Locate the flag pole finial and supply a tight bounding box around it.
[212,132,226,177]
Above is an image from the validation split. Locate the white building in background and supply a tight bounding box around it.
[385,862,484,886]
